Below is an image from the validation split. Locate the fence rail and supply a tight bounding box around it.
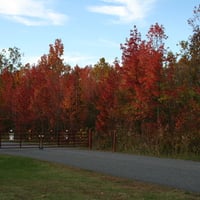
[0,130,90,149]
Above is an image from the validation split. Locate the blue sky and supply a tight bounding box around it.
[0,0,199,67]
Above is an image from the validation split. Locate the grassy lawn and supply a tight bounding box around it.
[0,155,199,200]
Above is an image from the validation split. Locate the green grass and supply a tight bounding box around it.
[0,155,199,200]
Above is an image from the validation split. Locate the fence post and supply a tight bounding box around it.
[0,131,1,148]
[38,134,44,149]
[88,129,92,150]
[19,130,22,148]
[112,130,117,152]
[57,131,60,146]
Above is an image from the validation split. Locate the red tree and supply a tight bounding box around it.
[120,24,167,134]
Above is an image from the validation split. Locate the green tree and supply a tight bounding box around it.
[0,47,23,73]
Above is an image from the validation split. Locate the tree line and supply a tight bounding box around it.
[0,5,199,154]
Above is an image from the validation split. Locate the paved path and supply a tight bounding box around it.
[0,148,200,193]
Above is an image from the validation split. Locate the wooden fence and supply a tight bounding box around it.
[0,129,92,149]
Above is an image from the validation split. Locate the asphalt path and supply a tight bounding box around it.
[0,148,200,193]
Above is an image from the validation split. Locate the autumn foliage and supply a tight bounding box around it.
[0,5,200,155]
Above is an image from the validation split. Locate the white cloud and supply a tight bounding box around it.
[87,0,156,24]
[22,55,41,65]
[21,54,94,67]
[22,53,96,67]
[22,52,117,67]
[63,52,96,67]
[0,0,67,26]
